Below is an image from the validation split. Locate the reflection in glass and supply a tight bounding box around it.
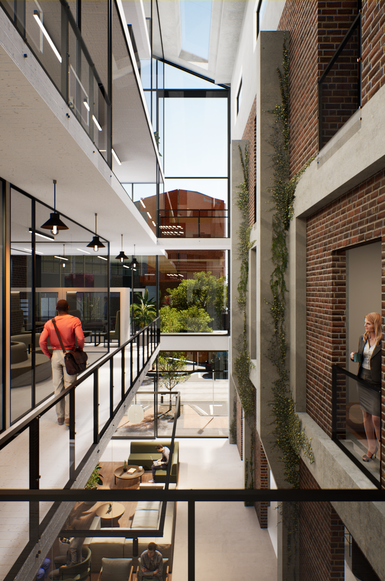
[11,190,34,421]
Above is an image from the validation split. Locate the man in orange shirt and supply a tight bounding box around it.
[39,300,85,426]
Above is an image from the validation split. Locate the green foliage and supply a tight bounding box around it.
[233,145,256,417]
[160,271,226,332]
[160,305,213,332]
[85,463,103,490]
[165,271,226,328]
[159,305,184,333]
[268,38,314,488]
[131,289,157,329]
[158,352,189,392]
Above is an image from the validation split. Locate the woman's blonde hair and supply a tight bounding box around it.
[364,312,384,346]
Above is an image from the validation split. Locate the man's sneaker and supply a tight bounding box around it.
[65,418,70,427]
[58,418,64,425]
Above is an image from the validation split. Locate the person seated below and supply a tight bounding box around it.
[48,535,84,580]
[150,445,170,482]
[138,542,163,581]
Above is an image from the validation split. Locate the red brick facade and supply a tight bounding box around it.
[306,169,385,485]
[236,390,243,460]
[299,461,345,581]
[278,0,319,176]
[254,430,268,528]
[278,1,385,174]
[361,0,385,105]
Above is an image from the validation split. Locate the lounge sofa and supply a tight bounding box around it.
[127,441,179,484]
[84,495,176,573]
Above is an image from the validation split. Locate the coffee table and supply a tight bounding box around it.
[96,502,125,527]
[114,465,145,486]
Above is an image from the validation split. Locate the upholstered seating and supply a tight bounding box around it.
[127,441,179,483]
[10,340,51,387]
[97,557,133,581]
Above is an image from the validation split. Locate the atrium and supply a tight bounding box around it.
[0,1,384,580]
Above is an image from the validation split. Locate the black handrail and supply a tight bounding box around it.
[332,364,382,488]
[0,317,160,455]
[318,11,362,151]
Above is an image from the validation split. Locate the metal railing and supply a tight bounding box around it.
[158,208,228,238]
[318,11,362,150]
[0,317,160,580]
[0,317,160,487]
[332,364,382,488]
[1,488,385,581]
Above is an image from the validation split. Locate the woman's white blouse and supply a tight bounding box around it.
[362,341,375,370]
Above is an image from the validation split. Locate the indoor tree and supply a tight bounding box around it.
[131,289,157,330]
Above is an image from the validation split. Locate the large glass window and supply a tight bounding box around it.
[159,250,228,333]
[114,350,228,438]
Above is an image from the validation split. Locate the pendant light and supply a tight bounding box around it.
[131,244,138,270]
[41,180,69,235]
[115,234,128,262]
[87,213,105,252]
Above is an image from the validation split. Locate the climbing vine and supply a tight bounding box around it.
[268,39,314,488]
[233,145,256,417]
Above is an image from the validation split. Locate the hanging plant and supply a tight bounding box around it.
[233,145,256,417]
[268,38,314,488]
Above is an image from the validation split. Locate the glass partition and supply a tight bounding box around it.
[10,190,34,421]
[332,365,381,486]
[9,186,109,424]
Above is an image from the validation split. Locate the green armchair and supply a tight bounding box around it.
[58,546,91,580]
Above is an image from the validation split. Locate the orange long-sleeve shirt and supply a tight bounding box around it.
[39,315,85,358]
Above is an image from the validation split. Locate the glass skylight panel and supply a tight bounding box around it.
[180,0,212,62]
[165,63,222,90]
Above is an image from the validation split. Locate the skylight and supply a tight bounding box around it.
[180,0,213,63]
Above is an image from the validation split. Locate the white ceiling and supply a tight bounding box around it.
[0,7,161,257]
[152,0,247,84]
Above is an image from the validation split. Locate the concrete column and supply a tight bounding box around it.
[255,31,288,486]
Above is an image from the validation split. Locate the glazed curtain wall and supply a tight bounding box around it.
[159,250,228,333]
[114,350,228,439]
[7,185,109,425]
[124,60,229,240]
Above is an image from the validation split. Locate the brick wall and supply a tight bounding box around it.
[236,390,243,460]
[278,1,385,172]
[299,460,345,581]
[254,429,268,528]
[242,97,256,227]
[278,0,319,176]
[361,0,385,105]
[306,169,385,485]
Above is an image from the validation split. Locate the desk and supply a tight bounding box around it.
[96,502,125,527]
[114,465,144,486]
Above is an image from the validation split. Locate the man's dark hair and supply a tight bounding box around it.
[148,542,157,551]
[56,299,69,312]
[156,445,164,451]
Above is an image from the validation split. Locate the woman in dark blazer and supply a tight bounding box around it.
[350,312,383,462]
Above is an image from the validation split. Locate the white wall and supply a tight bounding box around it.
[231,0,259,140]
[231,0,286,140]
